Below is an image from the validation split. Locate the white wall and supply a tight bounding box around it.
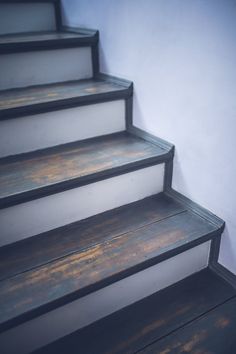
[62,0,236,274]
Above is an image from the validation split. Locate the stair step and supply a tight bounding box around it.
[0,28,96,90]
[0,193,221,332]
[0,76,132,120]
[0,193,184,281]
[31,269,236,354]
[140,295,236,354]
[0,30,98,54]
[0,132,169,208]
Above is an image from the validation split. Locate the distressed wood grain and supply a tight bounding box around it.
[141,296,236,354]
[34,269,236,354]
[0,210,218,331]
[0,193,185,281]
[0,77,127,112]
[0,132,166,207]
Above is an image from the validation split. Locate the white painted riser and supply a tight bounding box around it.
[0,164,164,247]
[0,242,210,354]
[0,100,125,157]
[0,3,57,35]
[0,48,93,90]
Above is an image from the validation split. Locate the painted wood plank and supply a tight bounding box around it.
[0,30,98,54]
[0,210,218,331]
[0,132,167,208]
[33,269,236,354]
[141,296,236,354]
[0,193,186,281]
[0,77,130,118]
[0,31,89,45]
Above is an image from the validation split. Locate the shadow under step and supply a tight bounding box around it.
[33,269,236,354]
[0,192,223,332]
[0,75,132,120]
[0,131,171,208]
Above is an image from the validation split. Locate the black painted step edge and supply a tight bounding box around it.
[0,75,133,120]
[127,125,174,152]
[0,29,98,54]
[210,262,236,290]
[0,226,222,333]
[165,189,225,231]
[0,131,171,209]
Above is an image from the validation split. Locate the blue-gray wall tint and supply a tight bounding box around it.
[62,0,236,274]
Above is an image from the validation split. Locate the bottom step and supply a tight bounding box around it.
[35,269,236,354]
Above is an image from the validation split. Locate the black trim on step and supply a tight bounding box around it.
[0,131,170,209]
[210,262,236,290]
[0,30,98,54]
[165,188,225,231]
[0,75,133,120]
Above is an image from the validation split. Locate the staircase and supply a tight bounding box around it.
[0,1,235,353]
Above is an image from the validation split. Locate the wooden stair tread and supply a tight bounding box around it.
[0,132,169,208]
[0,193,220,331]
[0,193,185,281]
[0,31,89,44]
[141,295,236,354]
[0,76,131,119]
[33,269,236,354]
[0,29,98,54]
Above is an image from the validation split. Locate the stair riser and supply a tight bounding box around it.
[0,242,210,354]
[0,3,57,35]
[0,100,125,157]
[0,48,93,90]
[0,164,165,247]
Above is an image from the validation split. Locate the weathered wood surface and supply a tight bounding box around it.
[0,193,185,281]
[141,296,236,354]
[0,78,126,112]
[0,209,217,331]
[34,269,236,354]
[0,132,165,207]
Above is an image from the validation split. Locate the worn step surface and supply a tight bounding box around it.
[0,193,222,332]
[141,295,236,354]
[0,30,98,54]
[0,76,132,120]
[33,269,236,354]
[0,132,169,208]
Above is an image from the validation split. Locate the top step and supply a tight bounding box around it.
[0,1,61,35]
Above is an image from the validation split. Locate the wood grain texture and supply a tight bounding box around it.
[34,269,236,354]
[0,77,129,115]
[0,132,167,208]
[0,193,185,281]
[0,208,218,331]
[141,296,236,354]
